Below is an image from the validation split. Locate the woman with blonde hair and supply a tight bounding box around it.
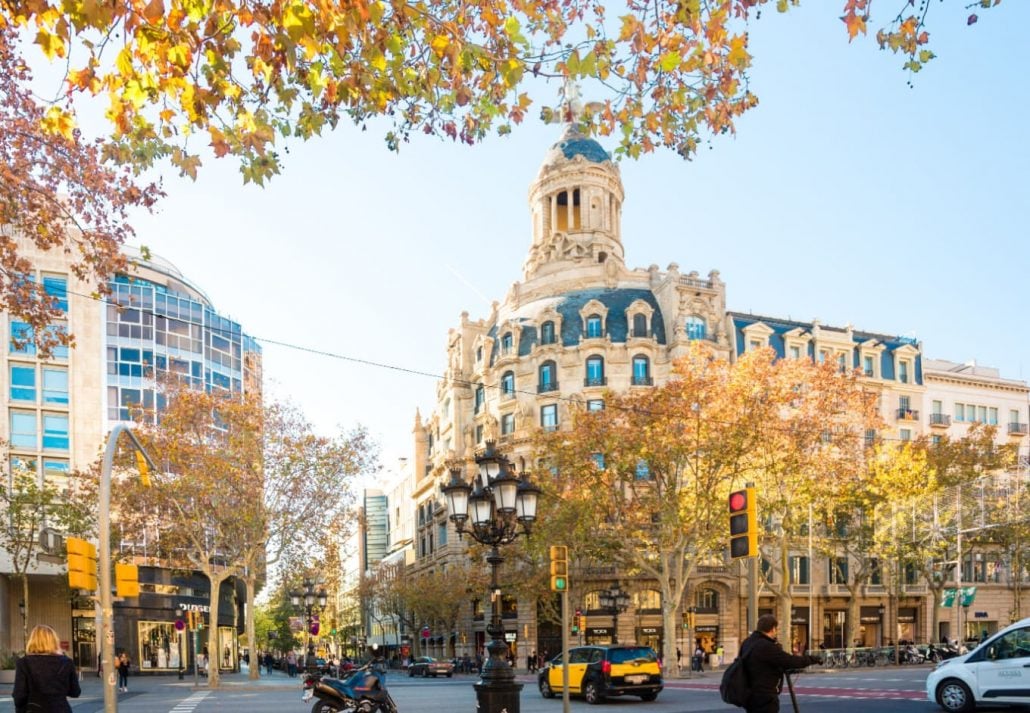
[12,624,81,713]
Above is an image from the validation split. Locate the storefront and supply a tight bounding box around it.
[966,611,998,643]
[636,625,663,652]
[71,608,96,670]
[896,608,917,643]
[585,627,613,645]
[858,607,883,647]
[790,608,810,654]
[695,625,719,655]
[822,610,848,649]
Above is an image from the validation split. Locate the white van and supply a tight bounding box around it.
[926,616,1030,712]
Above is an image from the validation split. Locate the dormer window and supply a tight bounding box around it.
[586,315,603,339]
[632,314,648,338]
[899,360,910,384]
[863,354,874,377]
[540,321,556,345]
[686,316,706,340]
[789,345,801,359]
[501,332,513,355]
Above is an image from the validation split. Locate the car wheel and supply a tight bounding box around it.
[639,692,658,702]
[539,678,555,699]
[583,680,605,705]
[936,679,975,713]
[421,668,428,678]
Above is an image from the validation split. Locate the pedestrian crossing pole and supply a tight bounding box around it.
[561,587,570,713]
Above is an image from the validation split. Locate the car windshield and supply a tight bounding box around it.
[608,648,657,664]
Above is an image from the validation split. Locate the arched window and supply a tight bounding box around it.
[585,356,605,387]
[540,321,556,345]
[695,588,719,612]
[686,316,706,340]
[633,590,662,612]
[632,355,651,386]
[538,361,557,393]
[501,371,515,398]
[501,332,514,355]
[586,314,603,339]
[632,313,648,338]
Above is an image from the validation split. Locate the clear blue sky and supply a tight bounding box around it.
[115,2,1029,469]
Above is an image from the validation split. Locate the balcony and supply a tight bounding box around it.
[680,275,713,290]
[929,413,952,428]
[538,382,559,394]
[1009,422,1029,436]
[584,376,607,387]
[631,376,653,386]
[896,408,920,421]
[500,389,516,402]
[542,423,559,432]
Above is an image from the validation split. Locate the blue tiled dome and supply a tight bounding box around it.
[557,136,610,163]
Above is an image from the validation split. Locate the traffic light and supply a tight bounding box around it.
[549,545,568,592]
[578,614,586,632]
[66,537,98,591]
[134,450,151,487]
[115,563,140,598]
[728,486,758,559]
[572,608,582,634]
[186,610,198,630]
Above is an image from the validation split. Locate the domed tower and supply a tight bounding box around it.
[523,124,625,282]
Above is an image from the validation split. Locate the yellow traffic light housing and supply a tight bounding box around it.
[66,537,98,591]
[728,486,758,559]
[549,545,568,592]
[115,563,140,597]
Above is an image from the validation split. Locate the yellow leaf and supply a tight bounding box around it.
[727,35,750,69]
[40,106,76,140]
[116,47,134,76]
[35,29,66,59]
[431,34,450,58]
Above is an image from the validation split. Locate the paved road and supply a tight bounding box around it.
[0,665,948,713]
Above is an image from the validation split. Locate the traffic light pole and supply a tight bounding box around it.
[561,588,570,713]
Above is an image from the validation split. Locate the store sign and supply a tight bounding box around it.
[587,628,610,636]
[696,626,719,634]
[974,611,989,619]
[640,627,659,634]
[178,604,211,613]
[504,633,516,643]
[860,616,880,624]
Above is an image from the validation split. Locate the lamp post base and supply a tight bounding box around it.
[474,678,524,713]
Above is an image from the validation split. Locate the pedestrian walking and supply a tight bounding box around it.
[286,651,297,677]
[676,647,682,667]
[12,624,81,713]
[370,645,388,689]
[263,651,274,675]
[527,651,536,673]
[693,644,705,672]
[116,652,130,692]
[739,614,820,712]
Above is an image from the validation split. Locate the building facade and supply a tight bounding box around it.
[390,126,1030,664]
[1,238,258,670]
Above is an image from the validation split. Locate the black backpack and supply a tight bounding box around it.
[719,641,753,707]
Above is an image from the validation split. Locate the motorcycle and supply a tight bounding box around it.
[302,664,398,713]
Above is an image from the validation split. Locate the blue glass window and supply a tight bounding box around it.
[43,458,69,480]
[899,361,909,384]
[9,322,35,355]
[11,365,36,402]
[541,404,558,430]
[43,276,69,312]
[474,384,485,413]
[501,371,515,396]
[863,355,874,376]
[585,356,604,384]
[686,316,706,340]
[586,315,603,338]
[587,399,604,412]
[43,414,69,451]
[632,356,650,382]
[44,324,69,359]
[591,453,605,470]
[10,455,38,475]
[635,460,651,480]
[10,411,37,449]
[539,362,556,389]
[501,332,513,354]
[501,413,515,435]
[42,368,68,405]
[540,321,555,345]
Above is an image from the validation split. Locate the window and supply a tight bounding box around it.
[42,368,68,405]
[955,403,966,422]
[10,456,37,476]
[475,424,483,444]
[900,428,912,442]
[43,414,69,451]
[978,405,987,423]
[43,458,69,485]
[10,365,36,402]
[790,345,801,360]
[837,353,848,372]
[587,399,604,412]
[869,558,882,585]
[585,356,605,386]
[501,371,515,397]
[817,349,828,363]
[1012,409,1023,426]
[829,557,849,584]
[988,407,998,425]
[43,275,69,312]
[10,411,37,449]
[501,332,513,355]
[985,627,1030,661]
[591,453,605,470]
[634,589,662,611]
[9,321,35,355]
[899,360,909,384]
[751,339,764,351]
[695,589,719,611]
[686,316,706,340]
[501,413,515,435]
[541,404,558,431]
[632,356,651,385]
[899,395,910,411]
[476,346,482,362]
[438,522,448,547]
[585,315,603,338]
[474,384,485,414]
[632,314,648,338]
[932,400,943,415]
[538,361,557,392]
[863,355,874,376]
[540,321,556,345]
[789,556,810,584]
[634,460,650,480]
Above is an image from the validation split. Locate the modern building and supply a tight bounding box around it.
[392,124,1030,664]
[1,238,259,670]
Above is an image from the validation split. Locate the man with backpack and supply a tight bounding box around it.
[721,614,820,712]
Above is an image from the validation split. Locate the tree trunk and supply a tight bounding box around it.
[778,532,792,650]
[205,569,231,689]
[244,576,258,680]
[661,588,677,676]
[845,589,860,648]
[21,574,29,651]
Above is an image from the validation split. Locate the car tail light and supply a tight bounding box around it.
[601,660,611,676]
[656,659,662,671]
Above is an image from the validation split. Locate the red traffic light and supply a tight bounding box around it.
[729,490,747,512]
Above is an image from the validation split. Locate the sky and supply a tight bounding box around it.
[96,2,1028,475]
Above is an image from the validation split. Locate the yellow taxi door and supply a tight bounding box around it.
[567,648,592,693]
[548,654,565,692]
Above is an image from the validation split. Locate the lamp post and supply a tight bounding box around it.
[598,585,631,645]
[442,442,541,713]
[290,578,327,671]
[877,604,885,647]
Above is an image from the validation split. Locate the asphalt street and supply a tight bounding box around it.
[0,664,950,713]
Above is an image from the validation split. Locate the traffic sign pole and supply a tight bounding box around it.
[561,588,570,713]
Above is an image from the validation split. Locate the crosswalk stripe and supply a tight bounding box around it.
[168,690,211,713]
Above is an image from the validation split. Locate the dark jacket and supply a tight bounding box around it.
[12,654,81,713]
[741,631,813,704]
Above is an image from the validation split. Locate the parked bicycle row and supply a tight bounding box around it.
[802,641,964,668]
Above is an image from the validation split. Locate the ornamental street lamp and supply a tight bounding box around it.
[290,577,327,670]
[442,442,541,713]
[877,603,885,647]
[599,585,631,645]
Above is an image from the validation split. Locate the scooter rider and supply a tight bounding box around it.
[370,644,388,689]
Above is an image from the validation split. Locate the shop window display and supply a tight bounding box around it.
[138,621,185,670]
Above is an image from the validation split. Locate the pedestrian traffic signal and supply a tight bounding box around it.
[728,486,758,559]
[578,614,587,632]
[115,563,140,598]
[66,537,98,591]
[549,545,568,592]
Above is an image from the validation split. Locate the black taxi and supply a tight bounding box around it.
[538,645,663,704]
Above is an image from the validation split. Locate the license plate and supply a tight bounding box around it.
[625,675,647,684]
[301,690,313,702]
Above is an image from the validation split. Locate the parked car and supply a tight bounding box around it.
[407,656,455,678]
[926,616,1030,712]
[538,645,662,704]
